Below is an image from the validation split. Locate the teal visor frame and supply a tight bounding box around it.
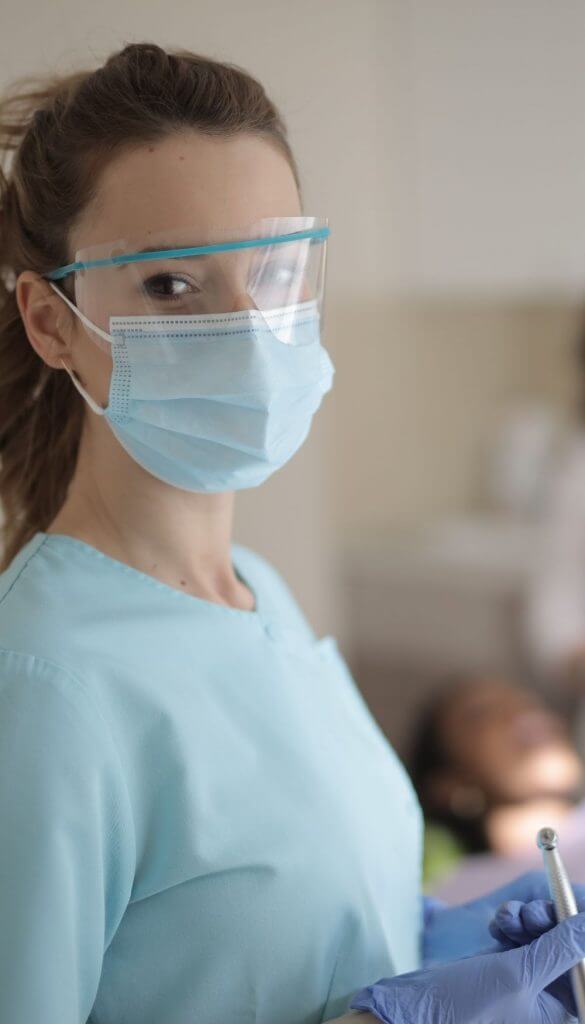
[43,226,330,282]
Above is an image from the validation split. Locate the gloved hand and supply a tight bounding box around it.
[423,869,585,965]
[349,912,585,1023]
[488,896,585,1017]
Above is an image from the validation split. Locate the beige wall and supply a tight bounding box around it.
[325,298,582,539]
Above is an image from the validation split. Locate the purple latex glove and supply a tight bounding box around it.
[350,913,585,1023]
[488,895,585,1017]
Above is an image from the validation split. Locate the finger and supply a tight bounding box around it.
[517,897,585,939]
[525,912,585,991]
[492,900,532,942]
[494,897,585,943]
[519,900,557,937]
[488,919,519,947]
[493,899,575,943]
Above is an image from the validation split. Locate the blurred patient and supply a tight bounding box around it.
[410,676,585,901]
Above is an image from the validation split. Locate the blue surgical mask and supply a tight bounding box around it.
[50,284,335,492]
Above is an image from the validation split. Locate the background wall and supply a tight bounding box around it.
[327,298,580,538]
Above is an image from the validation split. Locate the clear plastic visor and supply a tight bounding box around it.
[47,217,328,347]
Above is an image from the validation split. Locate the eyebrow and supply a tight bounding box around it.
[135,242,209,255]
[132,231,306,255]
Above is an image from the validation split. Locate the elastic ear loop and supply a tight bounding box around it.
[48,280,114,344]
[49,281,111,416]
[59,358,106,416]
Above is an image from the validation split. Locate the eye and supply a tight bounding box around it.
[142,273,199,302]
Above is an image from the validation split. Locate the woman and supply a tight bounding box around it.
[1,41,584,1024]
[410,676,584,891]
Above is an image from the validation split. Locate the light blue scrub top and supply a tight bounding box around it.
[0,532,423,1024]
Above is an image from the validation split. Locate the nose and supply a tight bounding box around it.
[230,292,259,313]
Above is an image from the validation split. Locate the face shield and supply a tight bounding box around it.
[44,217,329,349]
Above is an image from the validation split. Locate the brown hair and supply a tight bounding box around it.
[0,42,300,570]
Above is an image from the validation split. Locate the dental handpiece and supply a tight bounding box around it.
[537,827,585,1023]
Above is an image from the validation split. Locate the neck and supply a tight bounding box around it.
[46,415,255,610]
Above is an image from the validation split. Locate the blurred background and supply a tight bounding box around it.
[6,0,585,898]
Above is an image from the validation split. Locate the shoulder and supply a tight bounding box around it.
[0,642,135,848]
[0,533,78,661]
[0,539,126,777]
[0,533,48,606]
[0,644,121,765]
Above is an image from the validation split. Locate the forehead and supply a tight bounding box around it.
[69,131,301,253]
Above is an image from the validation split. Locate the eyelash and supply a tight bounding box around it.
[142,273,197,303]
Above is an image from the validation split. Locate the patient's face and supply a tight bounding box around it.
[437,679,583,803]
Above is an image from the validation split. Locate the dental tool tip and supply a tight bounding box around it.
[537,827,558,851]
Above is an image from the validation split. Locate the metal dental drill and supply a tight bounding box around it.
[537,827,585,1023]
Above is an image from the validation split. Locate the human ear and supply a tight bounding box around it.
[15,270,75,369]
